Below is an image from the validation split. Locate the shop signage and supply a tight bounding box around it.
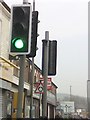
[39,77,52,90]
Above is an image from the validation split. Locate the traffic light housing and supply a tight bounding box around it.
[10,4,32,54]
[42,40,57,76]
[48,40,57,75]
[26,11,39,58]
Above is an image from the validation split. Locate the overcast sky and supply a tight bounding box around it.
[4,0,88,97]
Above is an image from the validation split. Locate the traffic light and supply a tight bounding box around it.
[48,40,57,75]
[10,4,32,54]
[26,11,39,58]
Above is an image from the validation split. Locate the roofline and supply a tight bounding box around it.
[25,58,42,74]
[52,81,58,88]
[26,59,58,88]
[0,0,11,13]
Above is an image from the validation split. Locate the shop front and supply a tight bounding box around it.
[47,91,57,118]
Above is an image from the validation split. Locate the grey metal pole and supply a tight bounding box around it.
[30,57,34,118]
[42,31,49,117]
[40,93,42,117]
[17,0,28,118]
[17,55,26,118]
[33,0,35,11]
[29,0,35,118]
[23,0,28,4]
[87,80,90,118]
[88,2,90,118]
[70,86,72,101]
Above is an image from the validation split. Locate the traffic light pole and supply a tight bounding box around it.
[16,0,28,118]
[30,0,35,118]
[30,57,34,118]
[23,0,28,4]
[17,55,26,118]
[42,31,49,118]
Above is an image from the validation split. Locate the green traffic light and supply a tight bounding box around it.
[15,39,24,49]
[12,38,24,49]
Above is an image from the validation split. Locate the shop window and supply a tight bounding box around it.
[7,102,12,118]
[34,76,36,83]
[13,67,19,77]
[24,61,29,83]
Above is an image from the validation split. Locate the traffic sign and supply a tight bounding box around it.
[34,82,44,94]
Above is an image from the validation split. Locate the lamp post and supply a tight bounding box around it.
[70,86,72,101]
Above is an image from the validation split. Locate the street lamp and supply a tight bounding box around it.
[70,86,72,101]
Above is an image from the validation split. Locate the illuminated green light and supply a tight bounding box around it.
[13,38,24,49]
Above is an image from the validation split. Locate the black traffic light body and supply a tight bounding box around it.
[10,4,32,54]
[42,40,57,76]
[48,40,57,75]
[26,11,39,58]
